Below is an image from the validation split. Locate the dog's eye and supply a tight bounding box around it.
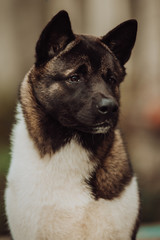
[108,77,117,85]
[68,74,81,83]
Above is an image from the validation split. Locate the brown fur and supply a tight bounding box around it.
[20,69,54,157]
[89,130,133,200]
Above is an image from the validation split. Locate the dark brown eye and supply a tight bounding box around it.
[108,77,117,85]
[68,74,81,83]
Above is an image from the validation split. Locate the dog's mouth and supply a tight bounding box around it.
[58,115,114,134]
[73,120,112,134]
[90,122,111,134]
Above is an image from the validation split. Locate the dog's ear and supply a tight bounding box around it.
[35,10,75,66]
[102,20,137,65]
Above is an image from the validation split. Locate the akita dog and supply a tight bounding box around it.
[5,10,140,240]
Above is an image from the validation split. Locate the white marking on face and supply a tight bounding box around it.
[48,46,54,56]
[63,68,75,76]
[49,82,61,92]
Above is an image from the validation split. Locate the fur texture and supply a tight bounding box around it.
[5,11,140,240]
[6,105,139,240]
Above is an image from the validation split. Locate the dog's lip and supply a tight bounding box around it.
[78,122,111,134]
[91,125,111,134]
[75,120,111,134]
[59,117,111,133]
[76,119,111,130]
[90,120,110,128]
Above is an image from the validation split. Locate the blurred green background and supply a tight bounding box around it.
[0,0,160,237]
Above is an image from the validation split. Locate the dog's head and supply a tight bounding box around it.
[31,11,137,134]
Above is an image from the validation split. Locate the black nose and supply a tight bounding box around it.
[97,98,118,115]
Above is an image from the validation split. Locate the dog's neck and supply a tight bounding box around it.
[19,70,114,158]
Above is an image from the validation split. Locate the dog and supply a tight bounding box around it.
[5,10,140,240]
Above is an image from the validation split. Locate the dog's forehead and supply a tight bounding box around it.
[58,35,117,71]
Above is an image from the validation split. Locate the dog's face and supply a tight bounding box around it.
[32,11,137,134]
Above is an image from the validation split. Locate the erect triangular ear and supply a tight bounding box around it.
[102,20,137,65]
[35,10,75,66]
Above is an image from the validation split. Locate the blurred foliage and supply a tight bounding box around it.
[0,147,10,235]
[142,190,160,223]
[0,148,10,175]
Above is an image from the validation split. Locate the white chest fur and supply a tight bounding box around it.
[5,106,139,240]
